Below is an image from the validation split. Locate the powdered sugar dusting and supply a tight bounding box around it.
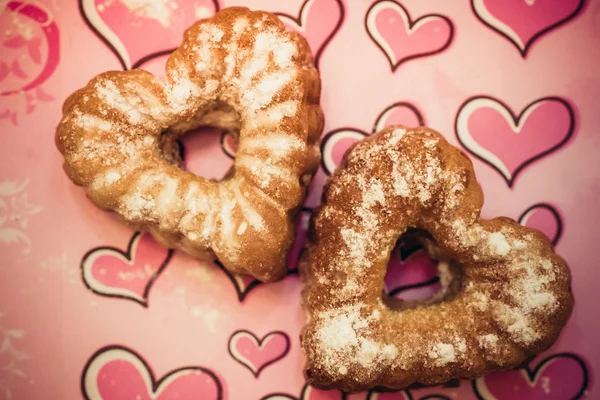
[302,127,571,388]
[315,305,397,372]
[428,343,456,366]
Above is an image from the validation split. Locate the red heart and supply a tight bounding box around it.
[276,0,345,69]
[456,96,575,187]
[474,353,589,399]
[81,232,173,306]
[228,330,290,377]
[82,346,224,400]
[472,0,585,56]
[366,0,453,71]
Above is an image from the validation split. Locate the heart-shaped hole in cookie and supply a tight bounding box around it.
[160,102,240,181]
[383,228,463,311]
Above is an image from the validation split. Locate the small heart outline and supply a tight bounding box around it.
[365,0,454,72]
[228,329,291,378]
[518,203,563,246]
[80,232,173,307]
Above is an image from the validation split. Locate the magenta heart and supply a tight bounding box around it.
[81,232,173,306]
[82,345,224,400]
[373,102,425,133]
[228,330,290,377]
[472,0,585,56]
[518,203,562,245]
[0,1,60,96]
[321,128,368,176]
[384,250,441,301]
[456,96,575,186]
[366,0,453,71]
[474,353,589,399]
[80,0,218,69]
[276,0,344,69]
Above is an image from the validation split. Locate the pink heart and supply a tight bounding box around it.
[373,102,425,132]
[366,0,453,71]
[81,232,173,306]
[474,353,589,399]
[82,346,224,400]
[366,390,411,400]
[384,250,441,301]
[456,96,575,186]
[277,0,345,69]
[472,0,585,56]
[80,0,219,69]
[261,384,345,400]
[518,203,562,245]
[321,128,368,176]
[0,1,59,96]
[228,330,290,377]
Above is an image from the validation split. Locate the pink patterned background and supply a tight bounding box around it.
[1,0,598,399]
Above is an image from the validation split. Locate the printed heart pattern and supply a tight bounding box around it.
[82,345,224,399]
[81,232,173,307]
[366,390,412,400]
[0,1,60,96]
[321,102,425,175]
[261,384,346,400]
[471,0,585,57]
[228,330,290,377]
[518,203,562,246]
[373,102,426,133]
[384,249,441,301]
[276,0,345,69]
[218,210,311,302]
[455,96,575,187]
[80,0,219,70]
[473,353,589,399]
[366,0,453,71]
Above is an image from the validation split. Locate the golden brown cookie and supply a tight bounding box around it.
[55,7,323,282]
[300,126,572,392]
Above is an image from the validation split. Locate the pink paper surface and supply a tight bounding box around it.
[1,0,598,399]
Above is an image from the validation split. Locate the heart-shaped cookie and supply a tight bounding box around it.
[56,7,323,282]
[301,126,573,392]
